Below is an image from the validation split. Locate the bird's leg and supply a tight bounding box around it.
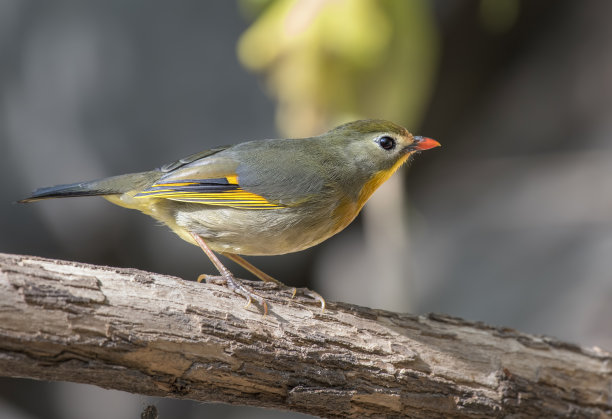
[221,252,326,313]
[221,252,288,287]
[191,233,267,315]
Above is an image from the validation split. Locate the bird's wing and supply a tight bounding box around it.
[134,148,285,209]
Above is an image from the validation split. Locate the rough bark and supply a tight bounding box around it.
[0,252,610,418]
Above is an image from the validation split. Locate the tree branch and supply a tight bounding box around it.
[0,253,609,418]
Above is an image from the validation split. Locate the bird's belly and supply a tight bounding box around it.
[173,204,343,256]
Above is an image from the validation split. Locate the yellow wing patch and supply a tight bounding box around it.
[134,176,283,209]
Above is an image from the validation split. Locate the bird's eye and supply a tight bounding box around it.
[377,136,396,150]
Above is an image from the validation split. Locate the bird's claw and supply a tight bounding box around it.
[270,284,325,313]
[297,288,326,313]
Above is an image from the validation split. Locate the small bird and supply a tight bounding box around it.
[20,119,439,314]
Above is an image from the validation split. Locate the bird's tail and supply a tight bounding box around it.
[19,171,160,203]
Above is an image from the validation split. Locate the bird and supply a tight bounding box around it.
[20,119,440,314]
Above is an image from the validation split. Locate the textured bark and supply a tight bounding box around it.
[0,252,610,418]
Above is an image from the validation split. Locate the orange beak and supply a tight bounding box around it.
[412,136,441,151]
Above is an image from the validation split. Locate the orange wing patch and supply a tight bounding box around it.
[134,176,282,209]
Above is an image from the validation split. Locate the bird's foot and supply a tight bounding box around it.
[293,287,326,313]
[198,274,268,315]
[264,282,326,313]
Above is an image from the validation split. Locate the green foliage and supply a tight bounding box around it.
[238,0,440,136]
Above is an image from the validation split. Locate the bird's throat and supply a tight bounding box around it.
[357,154,410,209]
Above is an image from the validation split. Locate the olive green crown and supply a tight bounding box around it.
[328,119,409,138]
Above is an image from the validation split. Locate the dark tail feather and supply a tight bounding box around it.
[19,171,160,203]
[19,182,109,202]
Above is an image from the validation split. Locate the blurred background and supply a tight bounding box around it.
[1,0,611,418]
